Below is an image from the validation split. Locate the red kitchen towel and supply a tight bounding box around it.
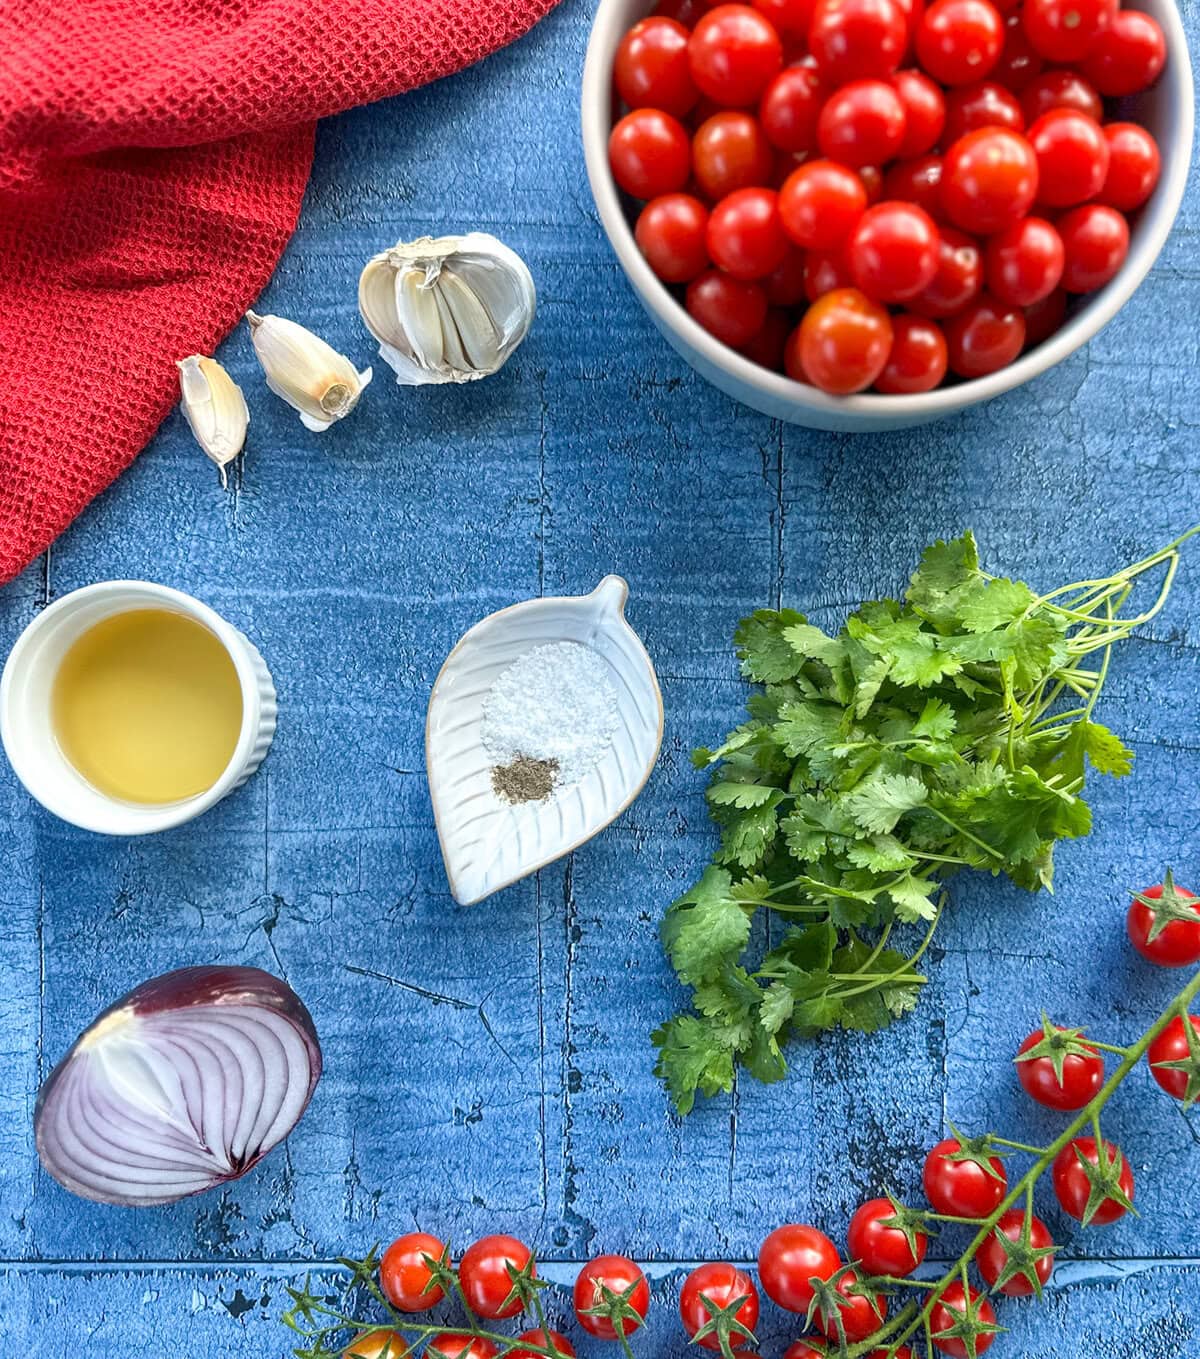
[0,0,559,584]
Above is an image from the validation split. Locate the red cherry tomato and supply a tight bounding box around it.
[1019,68,1103,123]
[942,127,1038,232]
[1029,109,1109,206]
[573,1255,650,1340]
[345,1331,415,1359]
[689,4,785,105]
[758,1223,842,1313]
[763,246,809,303]
[1098,122,1161,210]
[707,187,790,277]
[679,1263,760,1351]
[808,0,909,82]
[916,0,1004,85]
[1052,1136,1134,1224]
[985,215,1063,305]
[692,111,775,198]
[615,18,699,117]
[993,13,1044,90]
[426,1337,498,1359]
[759,65,825,151]
[929,1282,997,1357]
[804,246,855,298]
[739,307,793,368]
[1013,1022,1104,1109]
[609,109,692,199]
[815,1269,887,1344]
[942,80,1024,145]
[1149,1014,1200,1101]
[786,287,894,392]
[944,292,1025,374]
[779,159,868,247]
[817,79,909,166]
[923,1137,1009,1215]
[783,1346,828,1359]
[1082,9,1167,95]
[1022,0,1116,63]
[380,1232,447,1312]
[1023,285,1066,344]
[977,1208,1056,1297]
[859,163,885,201]
[687,269,769,345]
[847,200,940,302]
[655,0,705,22]
[846,1197,929,1275]
[458,1236,534,1320]
[754,0,819,35]
[911,225,982,315]
[636,193,711,281]
[883,153,945,218]
[1126,877,1200,967]
[1057,203,1129,292]
[891,69,946,156]
[510,1332,576,1359]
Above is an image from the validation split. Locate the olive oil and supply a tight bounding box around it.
[51,609,243,805]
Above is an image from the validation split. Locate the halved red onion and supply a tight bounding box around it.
[35,966,321,1206]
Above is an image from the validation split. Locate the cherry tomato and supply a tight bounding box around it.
[929,1282,997,1357]
[609,109,692,200]
[1013,1021,1103,1109]
[739,307,793,368]
[426,1339,498,1359]
[911,225,982,315]
[1023,285,1066,345]
[916,0,1004,85]
[636,194,711,281]
[380,1232,447,1312]
[615,18,699,117]
[815,1269,887,1344]
[1057,203,1129,292]
[884,153,945,218]
[923,1137,1008,1216]
[945,292,1025,374]
[942,127,1038,232]
[1019,68,1103,122]
[680,1263,760,1351]
[693,111,775,198]
[1052,1136,1134,1224]
[891,70,946,156]
[942,80,1024,144]
[573,1255,651,1339]
[689,4,785,105]
[687,269,769,343]
[846,1197,929,1275]
[808,0,908,82]
[458,1236,534,1320]
[707,187,790,277]
[1126,876,1200,967]
[510,1331,576,1359]
[985,215,1063,305]
[859,163,885,202]
[1022,0,1116,63]
[763,247,809,303]
[1149,1014,1200,1101]
[786,287,894,392]
[977,1208,1056,1297]
[1029,109,1109,206]
[344,1333,412,1359]
[760,65,825,151]
[847,201,940,302]
[1098,122,1161,211]
[656,0,705,22]
[1082,9,1167,95]
[754,0,819,36]
[783,1345,829,1359]
[804,246,855,298]
[758,1223,841,1313]
[779,160,868,247]
[993,13,1044,90]
[817,79,909,166]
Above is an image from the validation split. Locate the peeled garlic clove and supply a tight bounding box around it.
[177,356,249,487]
[358,232,535,386]
[245,311,371,432]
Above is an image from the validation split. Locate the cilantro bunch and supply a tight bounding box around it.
[654,529,1196,1114]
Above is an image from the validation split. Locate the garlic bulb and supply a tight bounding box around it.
[177,356,248,486]
[245,312,372,432]
[358,233,536,386]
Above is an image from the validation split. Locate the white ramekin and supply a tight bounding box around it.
[0,582,277,835]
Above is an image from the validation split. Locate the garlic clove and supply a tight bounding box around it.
[245,311,370,431]
[176,356,249,486]
[438,269,502,371]
[394,267,446,375]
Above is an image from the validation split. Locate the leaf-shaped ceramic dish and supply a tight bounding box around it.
[427,576,663,905]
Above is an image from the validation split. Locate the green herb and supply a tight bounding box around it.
[653,529,1197,1115]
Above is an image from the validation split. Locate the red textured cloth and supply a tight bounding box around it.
[0,0,558,583]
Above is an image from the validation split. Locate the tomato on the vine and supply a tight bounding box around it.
[1081,8,1167,95]
[687,269,769,344]
[1013,1021,1104,1109]
[808,0,908,83]
[891,69,947,156]
[426,1338,499,1359]
[942,79,1024,143]
[847,201,941,302]
[573,1254,651,1339]
[615,17,700,116]
[976,1208,1056,1296]
[689,3,784,104]
[1149,1014,1200,1103]
[679,1263,760,1351]
[758,1223,841,1312]
[779,160,868,248]
[782,1345,829,1359]
[846,1197,929,1275]
[458,1235,534,1320]
[379,1232,447,1312]
[985,215,1063,306]
[929,1282,998,1357]
[1126,875,1200,967]
[1098,122,1161,211]
[1021,0,1116,63]
[1028,108,1109,206]
[941,127,1038,232]
[344,1332,414,1359]
[815,1268,887,1344]
[510,1331,576,1359]
[1019,68,1103,122]
[759,65,824,151]
[916,0,1004,86]
[923,1137,1008,1217]
[786,287,894,392]
[609,109,692,200]
[1053,1136,1134,1224]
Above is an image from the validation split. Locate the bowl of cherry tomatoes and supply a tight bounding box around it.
[581,0,1192,430]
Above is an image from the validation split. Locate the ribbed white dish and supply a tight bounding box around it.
[427,576,663,905]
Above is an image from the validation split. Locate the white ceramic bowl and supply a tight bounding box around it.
[581,0,1194,431]
[0,582,276,835]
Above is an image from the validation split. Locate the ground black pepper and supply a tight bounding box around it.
[491,754,559,804]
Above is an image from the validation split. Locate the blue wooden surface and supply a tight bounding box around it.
[2,1,1199,1353]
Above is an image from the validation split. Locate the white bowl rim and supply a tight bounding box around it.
[580,0,1195,419]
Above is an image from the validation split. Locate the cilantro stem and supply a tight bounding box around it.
[926,808,1003,860]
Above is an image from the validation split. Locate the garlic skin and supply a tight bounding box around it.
[177,356,249,486]
[358,233,536,386]
[245,312,372,432]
